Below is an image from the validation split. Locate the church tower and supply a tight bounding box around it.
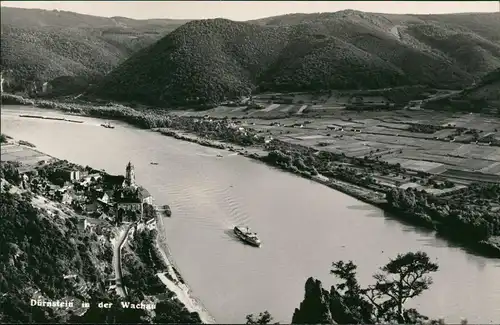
[124,161,136,188]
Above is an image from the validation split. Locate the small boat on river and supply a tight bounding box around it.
[163,205,171,217]
[234,226,261,247]
[101,122,115,129]
[150,162,159,165]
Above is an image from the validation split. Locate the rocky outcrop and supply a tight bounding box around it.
[328,287,363,324]
[291,277,336,324]
[292,277,369,324]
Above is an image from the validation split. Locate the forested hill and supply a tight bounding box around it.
[91,10,500,107]
[452,67,500,109]
[462,67,500,100]
[0,7,189,87]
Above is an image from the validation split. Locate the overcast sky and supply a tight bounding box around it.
[2,1,499,20]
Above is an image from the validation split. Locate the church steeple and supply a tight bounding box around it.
[125,161,136,188]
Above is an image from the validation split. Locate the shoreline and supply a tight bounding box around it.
[155,128,387,206]
[152,129,500,258]
[1,137,217,323]
[154,207,216,324]
[3,96,499,258]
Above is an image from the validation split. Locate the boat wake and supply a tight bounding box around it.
[221,190,251,229]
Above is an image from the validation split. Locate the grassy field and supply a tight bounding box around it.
[1,143,56,171]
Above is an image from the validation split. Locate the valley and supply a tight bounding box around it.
[1,3,500,324]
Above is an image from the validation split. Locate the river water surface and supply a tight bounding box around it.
[2,106,499,323]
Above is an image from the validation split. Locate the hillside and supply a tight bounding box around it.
[462,67,500,100]
[92,11,500,107]
[424,67,500,113]
[0,7,189,91]
[0,175,113,323]
[0,158,202,324]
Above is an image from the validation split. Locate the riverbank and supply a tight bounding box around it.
[154,207,216,324]
[1,135,216,322]
[3,94,499,258]
[151,129,499,258]
[155,128,386,206]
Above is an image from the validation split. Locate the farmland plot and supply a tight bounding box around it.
[296,135,329,141]
[296,105,308,115]
[382,157,436,171]
[326,120,363,128]
[378,122,411,130]
[486,149,500,161]
[319,105,346,110]
[424,185,468,196]
[441,169,500,183]
[462,158,496,171]
[466,117,500,131]
[441,115,474,127]
[262,104,281,112]
[397,152,464,167]
[433,129,457,138]
[401,159,446,172]
[1,144,24,155]
[230,106,246,113]
[280,105,295,112]
[480,162,500,175]
[356,134,431,147]
[452,144,497,160]
[1,145,53,167]
[454,134,474,142]
[362,126,398,134]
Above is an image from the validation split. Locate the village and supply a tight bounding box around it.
[0,136,214,323]
[1,141,157,235]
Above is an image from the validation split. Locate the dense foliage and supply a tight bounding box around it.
[426,67,500,113]
[0,186,112,323]
[247,251,441,324]
[1,7,187,89]
[461,67,500,101]
[262,144,398,189]
[93,11,500,107]
[386,184,500,244]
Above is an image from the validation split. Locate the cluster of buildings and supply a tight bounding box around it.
[20,161,152,224]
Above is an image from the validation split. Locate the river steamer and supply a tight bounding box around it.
[234,226,261,247]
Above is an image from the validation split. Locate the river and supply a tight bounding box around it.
[2,105,499,323]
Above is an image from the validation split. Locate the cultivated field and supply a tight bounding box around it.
[174,100,500,189]
[1,144,55,172]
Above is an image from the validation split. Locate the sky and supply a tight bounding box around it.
[1,1,499,21]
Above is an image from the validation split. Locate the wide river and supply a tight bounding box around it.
[2,106,500,323]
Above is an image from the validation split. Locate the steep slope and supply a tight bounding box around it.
[0,178,113,323]
[424,67,500,113]
[94,19,291,106]
[0,159,203,323]
[0,7,189,89]
[405,23,500,78]
[461,67,500,101]
[92,11,500,107]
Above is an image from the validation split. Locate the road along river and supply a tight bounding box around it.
[2,105,500,323]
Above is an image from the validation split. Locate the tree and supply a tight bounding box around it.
[331,251,439,324]
[246,311,278,324]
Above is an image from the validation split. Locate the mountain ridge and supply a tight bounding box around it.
[91,12,500,107]
[2,7,500,107]
[0,7,190,89]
